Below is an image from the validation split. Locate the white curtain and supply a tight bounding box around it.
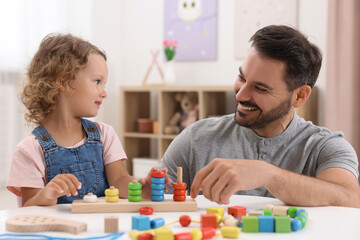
[0,0,92,189]
[0,71,25,189]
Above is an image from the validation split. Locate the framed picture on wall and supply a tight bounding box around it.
[164,0,218,61]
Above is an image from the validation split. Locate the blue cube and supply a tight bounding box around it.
[132,215,150,231]
[258,215,275,232]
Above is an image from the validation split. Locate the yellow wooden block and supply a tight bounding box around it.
[129,230,140,240]
[207,207,225,223]
[190,229,203,240]
[207,207,225,218]
[221,226,241,238]
[155,228,174,240]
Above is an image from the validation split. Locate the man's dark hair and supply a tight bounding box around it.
[250,25,322,91]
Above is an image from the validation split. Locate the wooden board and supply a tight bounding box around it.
[72,198,197,213]
[6,215,87,234]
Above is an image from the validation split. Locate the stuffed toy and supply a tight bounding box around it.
[164,92,199,134]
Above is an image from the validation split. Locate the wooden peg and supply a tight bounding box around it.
[177,167,183,184]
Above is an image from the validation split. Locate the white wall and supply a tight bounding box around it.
[0,0,328,134]
[0,0,328,189]
[92,0,328,132]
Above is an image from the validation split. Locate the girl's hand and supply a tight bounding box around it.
[138,166,172,199]
[43,173,82,201]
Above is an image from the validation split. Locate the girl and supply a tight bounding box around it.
[7,33,169,206]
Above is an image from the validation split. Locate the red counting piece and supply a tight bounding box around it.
[173,182,187,190]
[173,189,186,195]
[179,215,191,227]
[139,207,154,215]
[173,182,187,201]
[173,195,186,201]
[139,232,153,240]
[174,232,192,240]
[201,227,216,239]
[151,170,165,178]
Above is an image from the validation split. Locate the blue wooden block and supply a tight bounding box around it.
[258,215,275,232]
[150,217,165,229]
[132,215,150,231]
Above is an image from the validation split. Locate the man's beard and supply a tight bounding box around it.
[234,95,292,130]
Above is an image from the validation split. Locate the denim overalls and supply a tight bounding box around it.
[32,118,109,204]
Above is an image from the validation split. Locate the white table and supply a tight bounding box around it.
[1,195,359,239]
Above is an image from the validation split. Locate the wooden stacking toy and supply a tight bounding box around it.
[151,170,165,202]
[105,186,119,203]
[128,181,142,202]
[173,167,187,201]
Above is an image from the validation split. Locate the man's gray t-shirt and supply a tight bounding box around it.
[159,113,359,198]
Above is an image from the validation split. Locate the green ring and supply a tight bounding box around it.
[128,189,142,196]
[128,195,142,202]
[128,182,142,190]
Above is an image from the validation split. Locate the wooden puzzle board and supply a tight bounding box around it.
[71,198,197,213]
[6,215,87,234]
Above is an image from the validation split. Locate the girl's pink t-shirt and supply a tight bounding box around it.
[7,122,127,205]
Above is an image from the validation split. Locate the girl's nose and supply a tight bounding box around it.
[101,89,107,99]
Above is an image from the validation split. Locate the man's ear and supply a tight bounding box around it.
[292,85,311,108]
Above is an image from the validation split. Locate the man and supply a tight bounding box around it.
[158,25,360,207]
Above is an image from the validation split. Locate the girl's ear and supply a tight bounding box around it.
[292,85,311,108]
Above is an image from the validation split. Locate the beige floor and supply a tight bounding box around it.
[0,189,18,210]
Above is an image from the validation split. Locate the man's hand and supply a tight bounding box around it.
[190,158,270,204]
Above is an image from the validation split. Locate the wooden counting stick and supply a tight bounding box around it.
[6,215,87,234]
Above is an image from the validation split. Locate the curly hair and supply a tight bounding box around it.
[250,25,322,91]
[21,33,106,125]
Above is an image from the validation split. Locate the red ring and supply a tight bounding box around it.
[173,183,187,189]
[173,195,186,201]
[174,189,186,196]
[139,207,154,215]
[151,170,165,178]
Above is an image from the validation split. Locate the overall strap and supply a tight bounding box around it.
[32,125,58,151]
[81,118,101,142]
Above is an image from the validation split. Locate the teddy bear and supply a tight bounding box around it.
[164,92,199,135]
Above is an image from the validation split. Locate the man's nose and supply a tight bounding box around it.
[235,83,251,102]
